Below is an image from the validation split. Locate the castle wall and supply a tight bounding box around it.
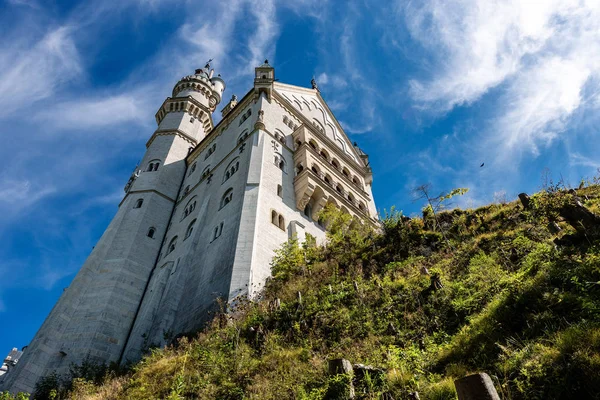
[1,122,199,394]
[121,100,261,361]
[3,66,377,394]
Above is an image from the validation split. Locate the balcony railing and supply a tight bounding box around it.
[296,167,369,216]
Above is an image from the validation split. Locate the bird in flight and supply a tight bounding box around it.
[480,162,485,167]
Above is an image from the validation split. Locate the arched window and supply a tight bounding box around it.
[204,145,214,160]
[147,159,160,172]
[134,199,143,208]
[275,130,286,144]
[189,162,197,176]
[332,159,340,170]
[304,203,313,220]
[185,219,196,239]
[277,185,283,198]
[336,184,343,194]
[296,163,304,174]
[352,176,360,186]
[167,236,178,254]
[223,157,240,182]
[220,188,233,209]
[201,166,211,180]
[278,215,285,230]
[271,210,285,231]
[324,174,332,185]
[147,227,156,238]
[181,197,197,220]
[342,167,350,177]
[237,130,249,144]
[309,140,318,151]
[311,165,320,175]
[212,222,224,240]
[319,149,329,161]
[347,192,355,203]
[274,153,286,172]
[239,109,252,125]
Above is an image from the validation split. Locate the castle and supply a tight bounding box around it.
[1,61,377,394]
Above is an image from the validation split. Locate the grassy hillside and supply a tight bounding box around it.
[9,185,600,399]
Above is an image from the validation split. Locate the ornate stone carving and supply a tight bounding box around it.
[254,109,266,129]
[296,182,316,211]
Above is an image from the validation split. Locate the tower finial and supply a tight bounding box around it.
[311,76,319,91]
[205,58,213,69]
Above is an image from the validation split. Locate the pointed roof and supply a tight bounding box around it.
[273,82,365,167]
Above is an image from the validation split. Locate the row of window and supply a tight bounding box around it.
[239,109,252,125]
[271,210,286,231]
[303,139,363,188]
[181,160,239,203]
[166,217,197,253]
[204,143,216,160]
[282,115,297,130]
[163,216,216,258]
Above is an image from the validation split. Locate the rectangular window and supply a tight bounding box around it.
[277,184,283,198]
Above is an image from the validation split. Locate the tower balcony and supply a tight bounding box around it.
[292,125,370,196]
[293,142,371,221]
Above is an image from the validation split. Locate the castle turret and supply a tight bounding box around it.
[254,59,274,101]
[1,67,225,394]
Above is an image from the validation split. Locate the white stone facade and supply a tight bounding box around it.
[0,62,377,394]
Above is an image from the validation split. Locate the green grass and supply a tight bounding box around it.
[5,185,600,400]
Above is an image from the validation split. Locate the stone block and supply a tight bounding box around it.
[454,373,500,400]
[328,358,353,376]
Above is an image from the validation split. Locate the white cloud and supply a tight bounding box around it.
[35,93,152,129]
[246,0,278,72]
[570,152,600,169]
[317,72,347,89]
[0,26,82,117]
[0,179,56,207]
[403,0,600,159]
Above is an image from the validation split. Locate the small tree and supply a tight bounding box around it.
[414,184,469,250]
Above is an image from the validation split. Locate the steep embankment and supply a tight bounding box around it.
[31,186,600,399]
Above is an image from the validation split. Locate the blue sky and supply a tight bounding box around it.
[1,0,600,356]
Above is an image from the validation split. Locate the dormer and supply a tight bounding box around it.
[254,60,274,102]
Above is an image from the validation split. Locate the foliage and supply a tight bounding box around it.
[47,185,600,399]
[0,391,29,400]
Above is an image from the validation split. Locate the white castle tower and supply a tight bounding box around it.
[1,61,377,394]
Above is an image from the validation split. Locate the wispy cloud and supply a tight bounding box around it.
[0,179,56,209]
[245,0,278,72]
[403,0,600,160]
[0,26,82,117]
[570,152,600,169]
[35,92,153,130]
[316,72,347,89]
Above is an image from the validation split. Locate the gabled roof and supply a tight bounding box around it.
[273,82,364,165]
